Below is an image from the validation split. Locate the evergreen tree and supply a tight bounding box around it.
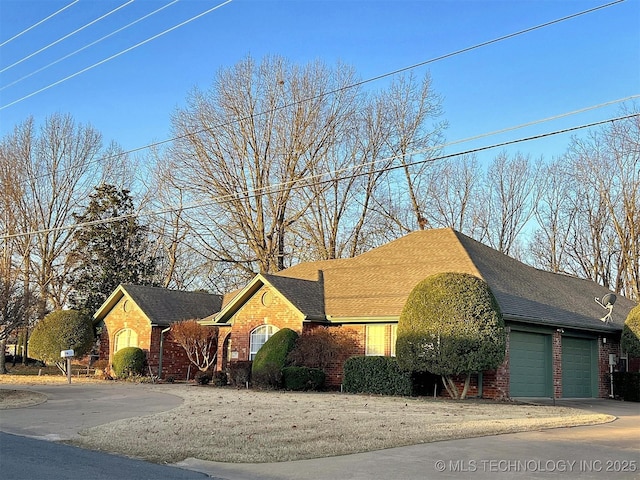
[69,184,157,316]
[396,272,506,400]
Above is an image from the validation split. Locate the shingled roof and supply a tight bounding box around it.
[94,284,223,327]
[265,228,635,332]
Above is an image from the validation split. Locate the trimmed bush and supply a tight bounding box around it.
[343,356,413,396]
[282,366,325,391]
[251,328,299,388]
[396,272,505,399]
[29,310,95,372]
[227,361,252,387]
[213,371,228,387]
[195,370,212,385]
[112,347,146,378]
[613,372,640,402]
[621,304,640,358]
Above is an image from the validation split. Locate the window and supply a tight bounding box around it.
[390,324,397,357]
[249,325,279,360]
[366,324,386,356]
[114,328,138,352]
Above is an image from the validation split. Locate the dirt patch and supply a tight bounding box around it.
[0,389,48,409]
[69,385,614,464]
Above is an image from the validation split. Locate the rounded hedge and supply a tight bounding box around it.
[621,304,640,357]
[251,328,298,388]
[112,347,146,378]
[282,366,325,391]
[396,272,506,376]
[29,310,94,365]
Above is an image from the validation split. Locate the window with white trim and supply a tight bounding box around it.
[365,324,386,356]
[390,324,397,357]
[249,325,279,360]
[114,328,138,352]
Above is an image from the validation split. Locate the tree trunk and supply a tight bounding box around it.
[0,338,6,374]
[460,373,471,400]
[442,375,459,399]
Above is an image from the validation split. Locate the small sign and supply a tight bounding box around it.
[60,349,75,358]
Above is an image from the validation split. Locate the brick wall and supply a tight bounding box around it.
[99,295,193,379]
[598,336,620,398]
[221,285,306,363]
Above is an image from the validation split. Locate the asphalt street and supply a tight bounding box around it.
[0,432,213,480]
[0,384,638,480]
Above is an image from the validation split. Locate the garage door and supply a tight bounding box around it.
[562,337,596,398]
[510,331,552,397]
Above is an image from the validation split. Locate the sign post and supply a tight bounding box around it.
[61,350,74,384]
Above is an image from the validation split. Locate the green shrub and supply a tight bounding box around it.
[29,310,95,373]
[195,370,212,385]
[112,347,146,378]
[251,328,299,388]
[213,371,228,386]
[396,272,505,399]
[282,366,325,391]
[613,372,640,402]
[227,361,252,387]
[621,305,640,357]
[343,356,413,396]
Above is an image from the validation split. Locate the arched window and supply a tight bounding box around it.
[114,328,138,352]
[249,325,279,360]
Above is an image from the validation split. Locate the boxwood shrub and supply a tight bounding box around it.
[251,328,299,388]
[112,347,146,378]
[282,366,325,391]
[343,356,413,396]
[613,372,640,402]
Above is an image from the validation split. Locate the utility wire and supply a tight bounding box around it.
[0,0,234,110]
[1,0,181,92]
[1,0,629,186]
[0,0,135,74]
[0,0,621,110]
[2,113,636,241]
[0,0,80,48]
[7,93,639,191]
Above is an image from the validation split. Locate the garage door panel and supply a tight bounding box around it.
[562,337,595,398]
[510,331,551,397]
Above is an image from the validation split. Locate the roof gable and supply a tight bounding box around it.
[211,274,324,324]
[94,284,222,327]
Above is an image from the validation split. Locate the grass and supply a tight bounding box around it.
[67,385,613,464]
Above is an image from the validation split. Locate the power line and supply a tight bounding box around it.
[1,0,182,92]
[0,0,80,48]
[0,0,234,110]
[7,93,638,191]
[0,0,621,111]
[0,0,135,74]
[1,0,628,184]
[2,113,636,241]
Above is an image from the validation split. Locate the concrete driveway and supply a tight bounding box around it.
[1,385,638,479]
[0,383,183,441]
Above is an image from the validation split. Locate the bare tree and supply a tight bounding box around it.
[0,114,120,317]
[562,112,640,299]
[475,152,541,257]
[169,56,360,275]
[528,158,579,273]
[170,320,219,372]
[422,154,482,234]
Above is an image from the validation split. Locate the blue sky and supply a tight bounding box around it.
[0,0,638,166]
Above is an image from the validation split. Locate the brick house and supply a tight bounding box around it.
[202,228,636,400]
[94,284,222,379]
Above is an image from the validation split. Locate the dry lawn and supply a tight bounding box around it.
[65,385,613,464]
[0,374,104,386]
[0,389,48,409]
